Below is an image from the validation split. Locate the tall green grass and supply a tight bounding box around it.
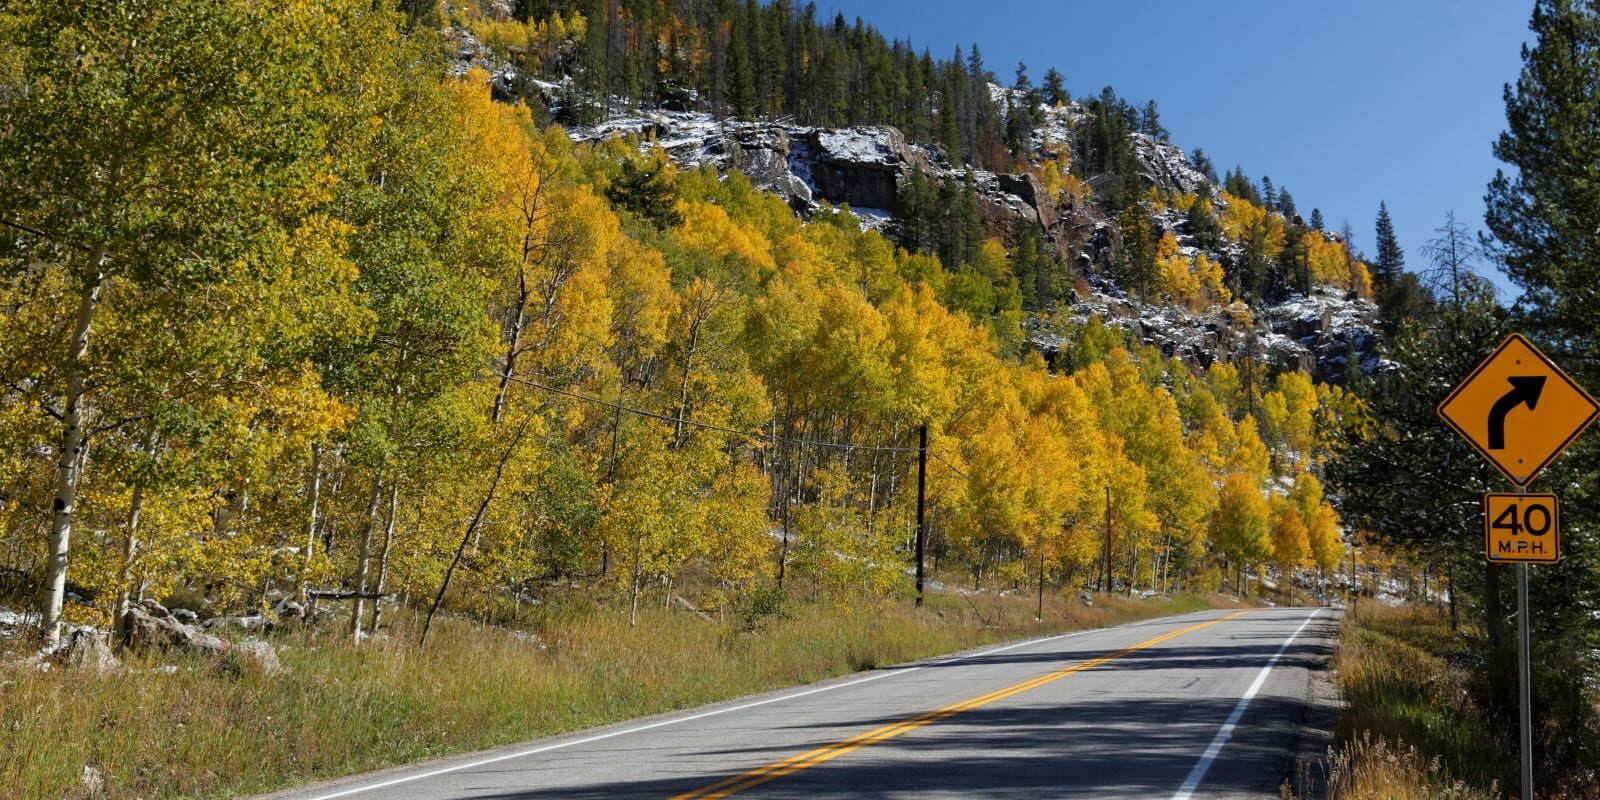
[1,591,1229,800]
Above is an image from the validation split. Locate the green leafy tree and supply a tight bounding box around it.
[0,0,390,644]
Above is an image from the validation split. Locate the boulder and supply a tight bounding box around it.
[62,629,121,675]
[220,639,282,676]
[273,598,306,622]
[996,172,1059,230]
[125,600,229,656]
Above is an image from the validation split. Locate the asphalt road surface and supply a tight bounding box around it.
[261,607,1339,800]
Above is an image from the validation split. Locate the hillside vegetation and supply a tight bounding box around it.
[25,1,1600,798]
[0,0,1358,650]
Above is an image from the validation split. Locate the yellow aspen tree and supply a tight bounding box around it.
[1268,496,1311,601]
[1212,472,1271,594]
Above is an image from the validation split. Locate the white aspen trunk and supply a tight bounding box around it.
[628,561,642,627]
[112,481,146,645]
[349,473,384,643]
[299,443,323,607]
[491,269,529,425]
[674,326,701,445]
[369,482,399,633]
[42,256,107,648]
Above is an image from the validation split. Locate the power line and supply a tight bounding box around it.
[931,453,967,478]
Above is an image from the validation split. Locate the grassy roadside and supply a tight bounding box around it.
[1295,604,1503,800]
[1,590,1237,800]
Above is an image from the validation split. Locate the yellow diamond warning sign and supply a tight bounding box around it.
[1438,333,1599,486]
[1484,493,1560,564]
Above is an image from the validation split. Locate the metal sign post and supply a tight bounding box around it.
[1438,333,1600,800]
[1517,557,1533,798]
[1515,484,1533,799]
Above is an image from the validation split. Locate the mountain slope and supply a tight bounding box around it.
[448,13,1383,383]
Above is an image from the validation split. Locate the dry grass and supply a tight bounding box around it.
[1284,604,1501,800]
[1315,731,1498,800]
[0,589,1231,800]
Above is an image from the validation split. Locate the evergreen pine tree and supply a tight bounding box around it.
[1224,167,1260,204]
[1259,176,1276,211]
[1309,208,1324,232]
[1277,188,1296,220]
[1485,0,1600,352]
[1192,148,1217,183]
[1005,62,1036,158]
[606,159,681,229]
[1013,61,1031,93]
[892,167,940,255]
[1140,100,1168,140]
[1373,201,1405,287]
[727,19,756,119]
[1042,67,1068,106]
[1115,206,1159,301]
[1479,5,1600,761]
[1273,219,1310,298]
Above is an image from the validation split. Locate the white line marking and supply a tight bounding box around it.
[1171,609,1323,800]
[295,613,1228,799]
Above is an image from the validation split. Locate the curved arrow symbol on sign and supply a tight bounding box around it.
[1488,376,1547,450]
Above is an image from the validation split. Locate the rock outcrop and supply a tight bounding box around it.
[563,85,1383,382]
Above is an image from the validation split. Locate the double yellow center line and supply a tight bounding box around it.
[669,610,1252,799]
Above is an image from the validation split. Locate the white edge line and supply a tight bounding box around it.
[1170,609,1323,800]
[296,612,1226,800]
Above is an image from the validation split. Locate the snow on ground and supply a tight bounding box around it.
[847,206,894,233]
[0,609,35,627]
[1132,132,1209,196]
[815,128,898,165]
[1266,288,1380,334]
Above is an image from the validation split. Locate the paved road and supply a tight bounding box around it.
[261,607,1338,800]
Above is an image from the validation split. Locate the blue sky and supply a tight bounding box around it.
[826,0,1532,296]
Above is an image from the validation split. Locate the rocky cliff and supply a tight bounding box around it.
[452,27,1383,383]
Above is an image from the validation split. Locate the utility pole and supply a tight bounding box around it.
[915,424,927,607]
[1102,485,1112,593]
[1036,548,1045,620]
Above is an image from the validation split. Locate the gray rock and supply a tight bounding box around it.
[273,598,306,621]
[202,614,265,632]
[79,763,105,799]
[125,600,230,656]
[62,629,121,674]
[221,639,281,676]
[805,127,932,211]
[170,608,199,625]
